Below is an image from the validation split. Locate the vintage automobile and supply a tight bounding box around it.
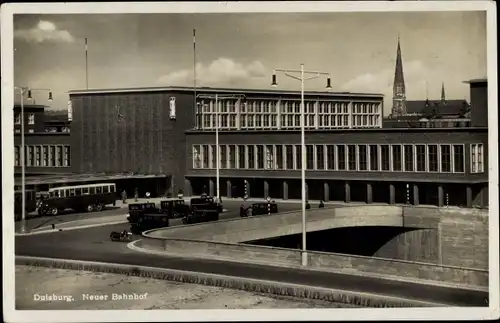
[130,213,170,234]
[182,209,219,225]
[240,202,278,217]
[160,198,191,219]
[190,195,223,213]
[126,202,161,223]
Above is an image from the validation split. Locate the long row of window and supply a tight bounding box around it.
[193,143,485,174]
[196,99,382,130]
[14,145,71,167]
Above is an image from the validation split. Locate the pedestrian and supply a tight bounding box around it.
[134,188,139,202]
[121,190,127,204]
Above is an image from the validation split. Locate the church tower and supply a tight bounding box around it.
[441,82,446,102]
[391,35,406,117]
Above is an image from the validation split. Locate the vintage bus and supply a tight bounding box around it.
[38,183,117,216]
[14,189,38,221]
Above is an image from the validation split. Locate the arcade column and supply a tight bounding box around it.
[466,185,473,208]
[323,182,330,202]
[264,180,269,198]
[366,183,373,204]
[413,184,419,206]
[184,179,192,197]
[209,179,215,197]
[438,185,444,207]
[226,180,232,198]
[283,180,289,200]
[389,184,396,205]
[344,181,351,203]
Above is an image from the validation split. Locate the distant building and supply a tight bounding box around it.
[387,36,473,128]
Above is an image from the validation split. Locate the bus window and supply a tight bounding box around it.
[65,189,70,197]
[54,190,60,198]
[103,186,109,193]
[75,188,82,196]
[90,187,95,195]
[69,189,75,197]
[59,190,65,198]
[82,187,89,195]
[110,185,116,193]
[96,186,102,194]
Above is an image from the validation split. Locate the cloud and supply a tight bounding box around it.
[15,20,74,43]
[157,57,267,86]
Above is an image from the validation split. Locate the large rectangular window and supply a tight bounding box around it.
[64,146,71,167]
[42,146,48,167]
[202,145,209,168]
[306,145,314,170]
[285,145,294,170]
[358,145,367,171]
[57,146,63,167]
[229,145,236,169]
[347,145,357,171]
[266,145,274,169]
[15,146,20,166]
[256,145,264,169]
[471,143,484,173]
[380,145,390,171]
[392,145,402,171]
[35,146,41,166]
[296,145,302,169]
[220,145,227,169]
[369,145,379,171]
[316,145,325,170]
[453,144,464,173]
[428,144,438,172]
[337,145,346,170]
[415,145,426,172]
[210,145,216,168]
[404,145,414,172]
[248,145,255,169]
[440,144,451,172]
[276,145,283,170]
[326,145,335,170]
[238,145,246,169]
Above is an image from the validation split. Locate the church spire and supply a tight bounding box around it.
[392,33,406,117]
[441,82,446,102]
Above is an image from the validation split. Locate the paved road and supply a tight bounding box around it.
[15,219,488,307]
[16,201,304,233]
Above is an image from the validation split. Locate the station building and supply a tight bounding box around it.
[65,80,489,208]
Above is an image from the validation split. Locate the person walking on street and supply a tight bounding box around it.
[121,190,127,204]
[134,188,139,202]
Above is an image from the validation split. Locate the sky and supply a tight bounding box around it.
[13,11,486,115]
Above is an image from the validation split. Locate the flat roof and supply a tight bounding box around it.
[15,173,169,186]
[463,78,487,84]
[67,86,384,98]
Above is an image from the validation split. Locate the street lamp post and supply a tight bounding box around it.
[196,93,246,202]
[14,86,53,233]
[271,64,331,267]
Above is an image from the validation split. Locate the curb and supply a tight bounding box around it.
[15,256,445,308]
[127,239,489,293]
[15,220,128,236]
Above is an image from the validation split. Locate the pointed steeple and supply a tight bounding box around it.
[392,33,406,117]
[441,82,446,102]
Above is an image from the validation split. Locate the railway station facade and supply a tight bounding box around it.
[66,82,489,208]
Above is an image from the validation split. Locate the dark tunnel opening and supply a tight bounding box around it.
[244,226,419,257]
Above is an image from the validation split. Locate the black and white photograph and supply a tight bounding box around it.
[2,1,498,322]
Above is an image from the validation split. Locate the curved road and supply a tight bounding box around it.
[15,209,488,307]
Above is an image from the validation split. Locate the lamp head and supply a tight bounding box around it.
[271,71,277,87]
[326,77,332,90]
[27,90,32,100]
[48,91,53,101]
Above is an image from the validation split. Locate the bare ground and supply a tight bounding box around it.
[15,265,351,310]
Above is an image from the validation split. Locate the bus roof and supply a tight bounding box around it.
[48,182,116,192]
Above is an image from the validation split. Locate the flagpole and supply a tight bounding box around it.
[85,38,89,90]
[193,29,198,128]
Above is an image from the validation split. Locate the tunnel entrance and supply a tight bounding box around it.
[245,226,419,257]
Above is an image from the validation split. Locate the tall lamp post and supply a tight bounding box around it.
[14,86,53,233]
[196,93,246,202]
[271,64,331,267]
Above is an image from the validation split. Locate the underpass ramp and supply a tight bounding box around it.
[145,205,403,243]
